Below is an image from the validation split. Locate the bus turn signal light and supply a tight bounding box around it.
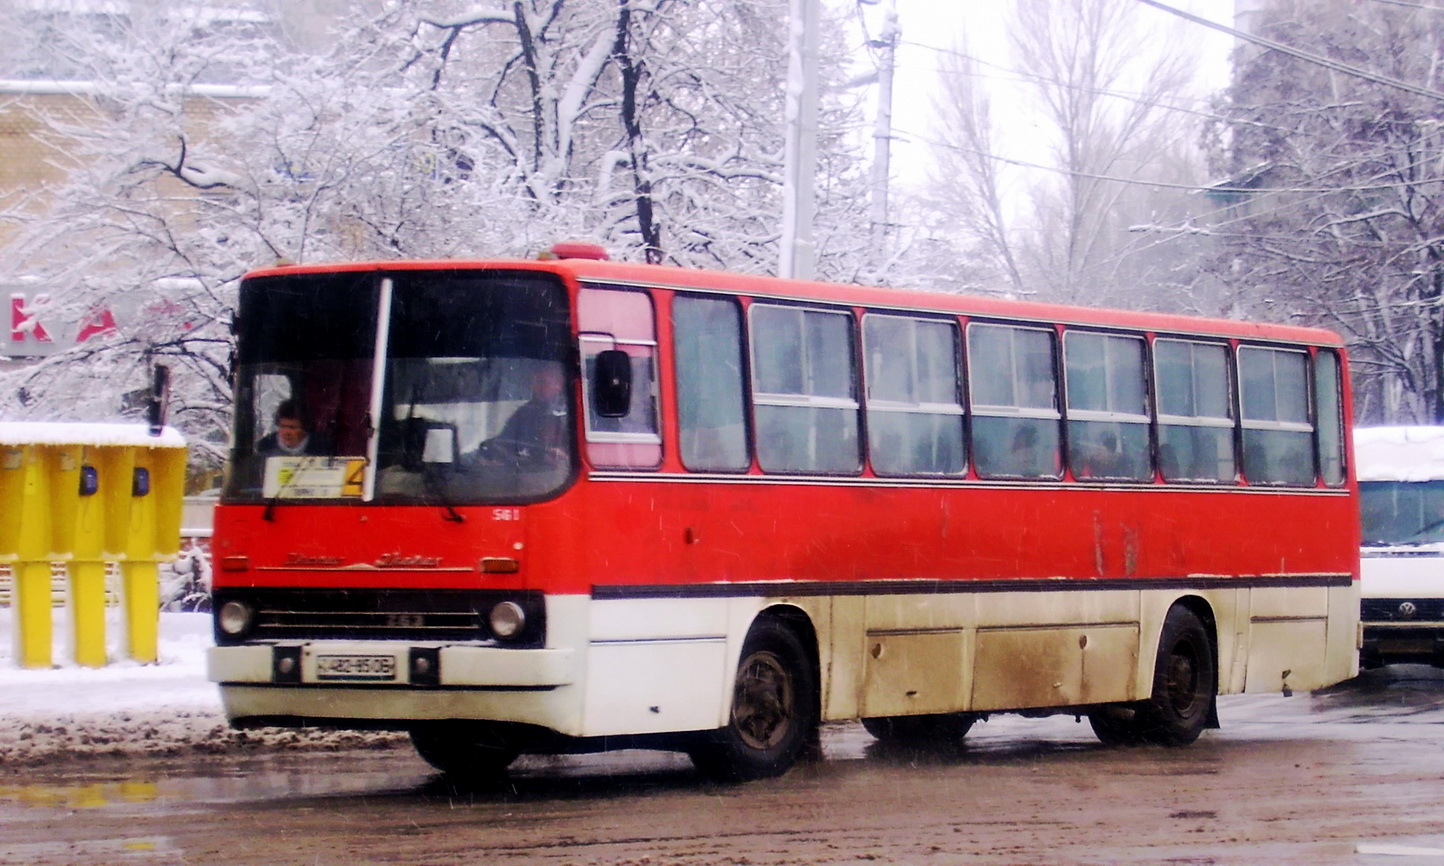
[480,557,519,574]
[220,555,250,572]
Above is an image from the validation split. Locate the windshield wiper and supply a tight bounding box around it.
[400,380,465,524]
[420,465,465,523]
[262,465,299,522]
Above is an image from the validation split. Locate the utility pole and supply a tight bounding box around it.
[868,0,899,270]
[780,0,821,281]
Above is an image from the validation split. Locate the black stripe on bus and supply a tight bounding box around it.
[591,573,1353,600]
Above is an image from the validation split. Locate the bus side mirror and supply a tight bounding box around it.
[592,349,632,418]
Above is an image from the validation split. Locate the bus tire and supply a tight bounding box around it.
[861,713,977,743]
[410,722,519,779]
[1139,606,1216,746]
[1086,704,1147,746]
[1088,607,1216,747]
[689,620,818,782]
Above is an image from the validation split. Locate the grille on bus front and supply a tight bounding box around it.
[1361,597,1444,623]
[211,588,545,647]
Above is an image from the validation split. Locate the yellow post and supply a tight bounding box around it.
[67,561,108,667]
[97,446,138,661]
[2,444,57,669]
[11,561,53,669]
[67,452,109,666]
[115,443,184,664]
[120,561,160,663]
[44,444,98,666]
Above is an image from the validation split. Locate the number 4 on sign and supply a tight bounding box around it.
[342,459,366,497]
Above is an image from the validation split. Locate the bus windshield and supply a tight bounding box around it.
[1360,480,1444,546]
[223,268,575,505]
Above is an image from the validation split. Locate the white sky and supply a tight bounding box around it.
[871,0,1237,187]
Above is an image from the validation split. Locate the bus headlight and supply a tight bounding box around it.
[489,601,526,640]
[218,600,255,637]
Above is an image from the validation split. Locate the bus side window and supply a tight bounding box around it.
[578,287,662,469]
[968,323,1061,480]
[1155,339,1235,483]
[1064,331,1151,481]
[751,304,860,474]
[863,314,964,476]
[1239,346,1314,486]
[674,295,749,471]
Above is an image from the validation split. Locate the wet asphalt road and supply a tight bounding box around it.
[3,665,1444,865]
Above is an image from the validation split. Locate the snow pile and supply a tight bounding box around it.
[1355,426,1444,482]
[0,610,404,766]
[0,421,185,448]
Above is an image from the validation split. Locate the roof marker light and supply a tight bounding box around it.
[545,241,609,261]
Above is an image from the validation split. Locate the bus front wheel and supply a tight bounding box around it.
[689,620,819,782]
[410,722,519,780]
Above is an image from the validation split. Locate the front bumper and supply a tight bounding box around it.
[208,641,575,688]
[1360,623,1444,666]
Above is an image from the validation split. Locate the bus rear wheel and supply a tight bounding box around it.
[410,722,520,780]
[1089,606,1215,747]
[689,620,818,782]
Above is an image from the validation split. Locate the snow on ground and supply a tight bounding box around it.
[0,610,404,767]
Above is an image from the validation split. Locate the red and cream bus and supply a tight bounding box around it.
[208,243,1360,781]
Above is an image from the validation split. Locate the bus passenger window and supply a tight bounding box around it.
[1064,332,1151,481]
[751,304,860,474]
[967,323,1061,479]
[674,296,749,471]
[863,314,964,475]
[1315,350,1346,486]
[1239,346,1314,486]
[1154,339,1235,483]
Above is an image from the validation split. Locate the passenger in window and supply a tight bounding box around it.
[257,400,332,456]
[1008,424,1055,477]
[1278,443,1314,486]
[1078,430,1125,479]
[478,365,569,466]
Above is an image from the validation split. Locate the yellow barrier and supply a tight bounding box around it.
[0,423,186,668]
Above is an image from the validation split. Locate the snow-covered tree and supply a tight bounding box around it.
[0,0,874,476]
[924,0,1208,307]
[1210,0,1444,424]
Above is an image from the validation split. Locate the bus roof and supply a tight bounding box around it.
[1355,426,1444,482]
[242,255,1345,347]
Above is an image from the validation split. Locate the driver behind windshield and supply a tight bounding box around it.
[257,399,333,457]
[480,365,569,465]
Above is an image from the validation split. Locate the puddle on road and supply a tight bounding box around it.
[1313,664,1444,715]
[0,835,182,865]
[0,780,160,810]
[0,751,431,810]
[1357,836,1444,862]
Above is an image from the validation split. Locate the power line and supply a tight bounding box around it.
[905,40,1224,122]
[915,131,1444,195]
[1136,0,1444,102]
[1369,0,1444,11]
[907,38,1444,173]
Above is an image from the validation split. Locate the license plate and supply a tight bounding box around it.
[315,654,397,681]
